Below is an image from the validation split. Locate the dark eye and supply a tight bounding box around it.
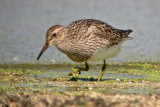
[52,33,56,37]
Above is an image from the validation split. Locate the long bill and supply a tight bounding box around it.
[37,42,49,60]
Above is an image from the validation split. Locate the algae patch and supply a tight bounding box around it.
[0,68,44,83]
[0,63,160,95]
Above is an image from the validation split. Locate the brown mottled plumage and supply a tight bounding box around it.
[37,19,133,81]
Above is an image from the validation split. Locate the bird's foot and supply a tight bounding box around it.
[68,67,81,78]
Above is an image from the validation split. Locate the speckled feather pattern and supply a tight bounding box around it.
[48,19,132,62]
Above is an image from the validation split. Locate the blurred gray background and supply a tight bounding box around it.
[0,0,160,64]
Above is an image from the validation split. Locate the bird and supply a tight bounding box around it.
[37,19,133,82]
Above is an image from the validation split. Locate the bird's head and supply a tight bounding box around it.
[37,25,64,60]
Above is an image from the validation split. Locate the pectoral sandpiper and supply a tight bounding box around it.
[37,19,133,82]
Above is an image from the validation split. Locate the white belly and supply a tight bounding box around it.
[89,44,122,61]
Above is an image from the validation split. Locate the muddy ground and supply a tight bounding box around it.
[0,62,160,107]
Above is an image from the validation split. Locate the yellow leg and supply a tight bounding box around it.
[98,60,106,82]
[75,62,89,74]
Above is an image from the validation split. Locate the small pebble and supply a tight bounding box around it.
[116,79,120,81]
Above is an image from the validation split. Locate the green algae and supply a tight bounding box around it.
[0,68,44,84]
[72,68,81,77]
[0,62,160,95]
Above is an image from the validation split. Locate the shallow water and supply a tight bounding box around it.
[0,0,160,64]
[1,63,160,95]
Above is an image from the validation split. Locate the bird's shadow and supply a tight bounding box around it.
[69,77,118,82]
